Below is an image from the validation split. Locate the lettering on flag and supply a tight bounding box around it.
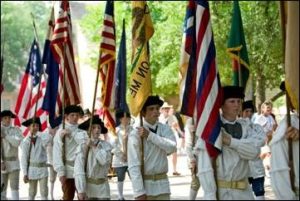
[129,1,154,117]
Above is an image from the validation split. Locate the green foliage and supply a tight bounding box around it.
[80,1,283,102]
[1,1,49,92]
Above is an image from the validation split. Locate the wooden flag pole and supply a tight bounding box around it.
[88,49,102,137]
[237,50,242,88]
[139,113,144,179]
[84,50,103,172]
[1,14,6,166]
[30,13,43,122]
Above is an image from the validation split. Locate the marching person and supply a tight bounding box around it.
[45,123,60,200]
[241,101,267,200]
[185,117,200,200]
[112,110,133,200]
[20,117,51,200]
[269,81,299,200]
[196,86,265,199]
[74,115,112,200]
[1,110,23,200]
[128,95,177,200]
[53,105,88,200]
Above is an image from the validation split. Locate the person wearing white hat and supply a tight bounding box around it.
[159,102,181,176]
[1,110,23,200]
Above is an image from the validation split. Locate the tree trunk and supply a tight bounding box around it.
[255,71,266,113]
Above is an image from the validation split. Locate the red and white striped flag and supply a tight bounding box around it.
[14,39,48,135]
[98,1,116,133]
[179,0,223,158]
[50,1,81,112]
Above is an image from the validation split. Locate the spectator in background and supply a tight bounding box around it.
[159,102,181,176]
[172,108,185,154]
[254,101,277,177]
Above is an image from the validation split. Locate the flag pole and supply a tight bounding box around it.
[139,113,144,179]
[279,2,295,193]
[30,13,44,122]
[88,50,102,136]
[0,14,6,172]
[26,13,44,179]
[237,50,242,88]
[0,14,5,93]
[84,49,103,172]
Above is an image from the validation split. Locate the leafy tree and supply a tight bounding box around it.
[1,1,49,92]
[80,1,284,106]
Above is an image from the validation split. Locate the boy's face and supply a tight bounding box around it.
[120,116,131,126]
[1,116,11,126]
[242,108,253,119]
[143,105,160,124]
[221,98,242,118]
[66,112,80,124]
[91,124,101,139]
[29,123,40,134]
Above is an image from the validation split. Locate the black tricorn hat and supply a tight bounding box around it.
[64,105,83,115]
[78,115,108,134]
[222,86,245,103]
[22,117,42,131]
[242,100,254,111]
[142,95,164,111]
[116,109,131,119]
[279,81,285,92]
[1,110,17,118]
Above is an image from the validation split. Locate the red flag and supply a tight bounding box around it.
[98,1,116,132]
[50,1,81,110]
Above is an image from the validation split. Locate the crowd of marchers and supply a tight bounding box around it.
[1,82,299,200]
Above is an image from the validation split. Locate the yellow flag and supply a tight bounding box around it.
[284,2,299,112]
[129,1,154,116]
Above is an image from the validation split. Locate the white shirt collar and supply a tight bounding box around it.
[143,119,158,130]
[221,115,238,125]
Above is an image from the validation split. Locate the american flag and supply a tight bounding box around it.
[179,0,223,158]
[50,1,81,111]
[14,39,48,135]
[98,1,116,132]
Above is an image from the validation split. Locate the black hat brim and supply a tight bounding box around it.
[1,110,17,119]
[78,115,108,134]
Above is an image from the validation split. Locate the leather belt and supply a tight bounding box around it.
[3,156,17,161]
[144,173,168,181]
[86,177,107,185]
[29,162,49,168]
[217,179,247,190]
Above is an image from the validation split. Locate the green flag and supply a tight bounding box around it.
[227,1,249,89]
